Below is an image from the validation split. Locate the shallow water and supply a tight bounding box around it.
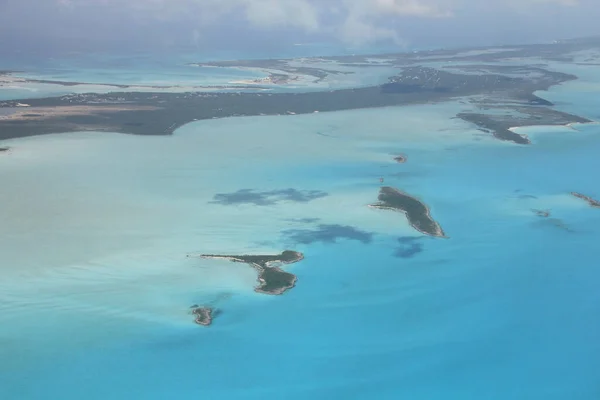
[1,57,600,399]
[0,48,404,100]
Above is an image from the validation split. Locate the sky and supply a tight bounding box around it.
[0,0,599,55]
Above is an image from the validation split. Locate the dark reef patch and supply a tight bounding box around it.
[211,188,328,206]
[518,194,538,200]
[394,236,425,258]
[283,224,373,244]
[532,218,574,233]
[287,217,321,224]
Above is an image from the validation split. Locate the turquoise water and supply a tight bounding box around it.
[1,58,600,398]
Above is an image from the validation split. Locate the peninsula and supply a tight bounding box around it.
[572,192,600,208]
[370,186,446,238]
[196,250,304,295]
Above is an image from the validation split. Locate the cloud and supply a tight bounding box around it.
[0,0,589,51]
[51,0,584,44]
[54,0,453,44]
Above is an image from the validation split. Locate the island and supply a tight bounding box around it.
[532,209,551,218]
[394,155,407,163]
[195,250,304,295]
[572,192,600,208]
[0,147,9,153]
[190,305,214,326]
[369,186,446,238]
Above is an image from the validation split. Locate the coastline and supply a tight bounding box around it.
[0,40,595,143]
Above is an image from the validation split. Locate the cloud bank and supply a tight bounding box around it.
[0,0,596,52]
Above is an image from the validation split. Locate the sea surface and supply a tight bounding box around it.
[1,50,600,399]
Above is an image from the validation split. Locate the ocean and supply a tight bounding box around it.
[0,50,599,399]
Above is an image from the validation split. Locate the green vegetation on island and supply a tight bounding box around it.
[370,186,446,238]
[197,251,304,295]
[190,306,214,326]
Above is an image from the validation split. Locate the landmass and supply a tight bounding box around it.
[370,186,446,238]
[572,192,600,208]
[1,37,597,142]
[394,155,407,163]
[190,305,214,326]
[195,250,304,295]
[0,147,9,152]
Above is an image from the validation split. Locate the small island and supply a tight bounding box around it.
[394,154,407,163]
[190,306,214,326]
[196,250,304,295]
[532,209,551,218]
[369,186,446,238]
[572,192,600,208]
[0,147,9,153]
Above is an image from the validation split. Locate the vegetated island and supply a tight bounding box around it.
[190,305,215,326]
[0,147,9,153]
[370,186,446,238]
[394,154,407,163]
[572,192,600,208]
[196,250,304,295]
